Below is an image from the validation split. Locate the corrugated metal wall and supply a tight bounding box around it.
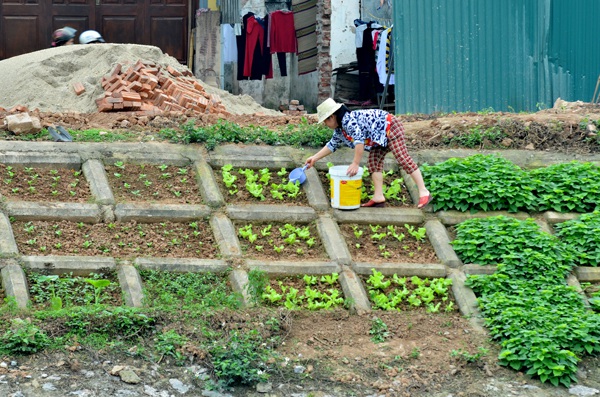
[392,0,600,113]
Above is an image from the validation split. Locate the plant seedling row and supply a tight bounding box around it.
[11,219,218,259]
[236,221,327,261]
[0,164,91,202]
[105,162,202,204]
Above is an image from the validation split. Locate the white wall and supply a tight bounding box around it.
[330,0,360,69]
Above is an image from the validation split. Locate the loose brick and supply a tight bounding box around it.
[72,82,86,96]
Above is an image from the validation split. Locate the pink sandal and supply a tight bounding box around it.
[417,195,432,209]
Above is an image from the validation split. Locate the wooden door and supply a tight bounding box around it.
[0,0,188,63]
[95,0,144,45]
[147,0,188,62]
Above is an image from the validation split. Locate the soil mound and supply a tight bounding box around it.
[0,44,280,116]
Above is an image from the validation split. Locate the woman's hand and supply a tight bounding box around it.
[346,163,360,176]
[305,156,317,168]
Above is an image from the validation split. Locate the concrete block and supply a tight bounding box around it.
[6,202,102,223]
[543,211,580,225]
[226,204,317,223]
[117,265,144,307]
[353,262,447,278]
[245,259,340,275]
[21,256,116,276]
[101,153,191,167]
[334,208,424,225]
[0,213,19,255]
[425,219,462,268]
[229,268,252,307]
[210,213,242,257]
[574,266,600,282]
[1,263,29,309]
[303,167,330,212]
[134,257,229,273]
[461,264,497,275]
[0,151,81,169]
[338,266,370,315]
[194,160,224,208]
[114,203,211,222]
[6,113,41,135]
[437,210,531,226]
[82,159,115,205]
[317,214,352,265]
[566,273,589,309]
[447,269,485,333]
[208,145,294,169]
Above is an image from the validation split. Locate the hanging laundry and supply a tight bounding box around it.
[375,27,394,86]
[221,24,237,63]
[268,10,297,77]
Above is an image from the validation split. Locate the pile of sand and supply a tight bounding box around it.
[0,44,280,116]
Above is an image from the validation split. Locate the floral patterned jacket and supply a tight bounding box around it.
[325,109,390,153]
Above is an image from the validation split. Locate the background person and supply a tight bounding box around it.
[79,30,106,44]
[51,27,77,47]
[306,98,432,209]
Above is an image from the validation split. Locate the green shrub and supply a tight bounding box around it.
[0,318,50,355]
[209,329,272,386]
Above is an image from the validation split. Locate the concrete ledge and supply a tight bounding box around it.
[1,263,29,309]
[6,202,102,223]
[353,262,447,278]
[437,210,531,226]
[0,151,81,169]
[245,259,340,275]
[447,269,485,333]
[574,266,600,282]
[339,267,371,315]
[210,213,242,258]
[334,207,424,225]
[229,269,252,307]
[303,167,330,212]
[21,256,116,276]
[114,203,211,222]
[0,213,19,255]
[566,273,589,309]
[117,265,144,308]
[317,214,352,265]
[462,264,497,275]
[401,170,420,209]
[425,219,462,268]
[226,204,317,222]
[543,211,581,225]
[194,160,224,208]
[535,219,553,235]
[134,257,229,273]
[101,153,192,167]
[82,159,115,205]
[208,145,294,169]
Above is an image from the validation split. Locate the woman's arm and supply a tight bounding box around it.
[347,143,364,176]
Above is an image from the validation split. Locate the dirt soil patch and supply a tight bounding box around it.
[105,163,202,204]
[340,223,438,263]
[0,164,92,203]
[11,219,218,259]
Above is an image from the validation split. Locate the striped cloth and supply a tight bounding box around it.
[292,0,318,75]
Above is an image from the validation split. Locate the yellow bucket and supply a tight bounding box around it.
[329,165,364,210]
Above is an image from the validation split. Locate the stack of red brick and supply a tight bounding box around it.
[279,99,307,116]
[96,60,229,115]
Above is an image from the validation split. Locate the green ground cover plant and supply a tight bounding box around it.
[140,268,242,313]
[27,271,122,309]
[422,155,600,213]
[553,210,600,267]
[159,118,332,150]
[364,269,454,313]
[260,273,345,310]
[453,216,600,387]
